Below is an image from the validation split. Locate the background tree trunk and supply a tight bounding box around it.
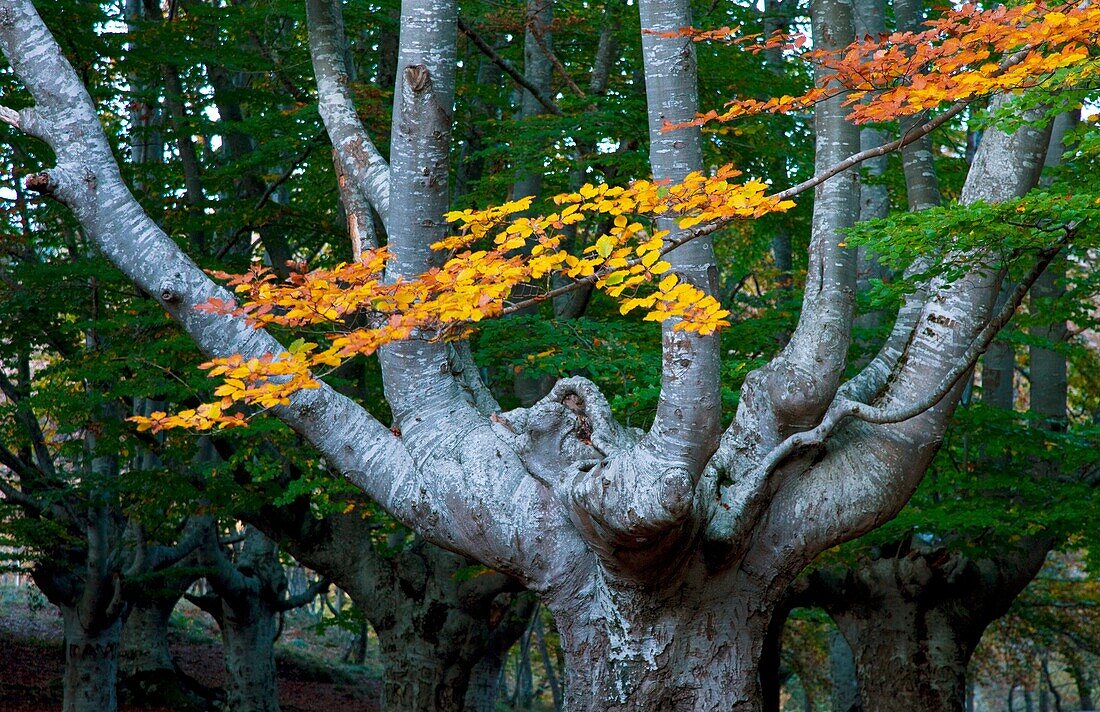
[61,608,122,712]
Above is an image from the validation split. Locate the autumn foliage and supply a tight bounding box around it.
[133,0,1099,433]
[676,0,1100,129]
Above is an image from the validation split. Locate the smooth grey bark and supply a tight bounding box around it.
[807,102,1055,712]
[512,0,553,205]
[510,0,556,406]
[0,1,1076,709]
[219,607,279,712]
[763,0,795,289]
[1030,112,1076,428]
[852,0,889,333]
[853,0,887,225]
[306,0,391,229]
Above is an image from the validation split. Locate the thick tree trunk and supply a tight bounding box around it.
[836,601,972,712]
[377,634,474,710]
[219,600,281,712]
[810,535,1051,712]
[121,599,175,675]
[120,597,216,711]
[549,568,773,711]
[62,607,122,712]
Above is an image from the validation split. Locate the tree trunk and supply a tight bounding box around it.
[220,599,281,712]
[829,630,862,712]
[837,601,972,712]
[62,607,122,712]
[376,633,476,710]
[463,592,538,711]
[549,573,773,711]
[121,598,175,676]
[120,597,216,711]
[1071,663,1094,710]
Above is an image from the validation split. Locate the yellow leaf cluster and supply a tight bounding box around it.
[134,165,794,432]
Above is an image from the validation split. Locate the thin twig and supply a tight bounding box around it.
[528,24,586,99]
[457,18,563,116]
[216,131,326,259]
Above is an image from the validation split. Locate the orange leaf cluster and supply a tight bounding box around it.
[670,1,1100,130]
[645,24,807,53]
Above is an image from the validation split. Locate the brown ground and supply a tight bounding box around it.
[0,586,380,712]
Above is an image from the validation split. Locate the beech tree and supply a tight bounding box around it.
[0,0,1096,709]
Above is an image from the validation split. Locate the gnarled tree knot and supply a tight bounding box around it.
[26,171,55,194]
[159,274,185,304]
[404,64,432,93]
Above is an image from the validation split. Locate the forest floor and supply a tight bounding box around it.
[0,583,381,711]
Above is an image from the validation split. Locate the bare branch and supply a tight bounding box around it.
[305,0,391,223]
[277,577,331,612]
[528,21,586,99]
[0,104,21,129]
[760,236,1069,479]
[458,18,563,116]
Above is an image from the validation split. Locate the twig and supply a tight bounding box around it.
[457,18,563,116]
[528,24,585,99]
[216,131,325,259]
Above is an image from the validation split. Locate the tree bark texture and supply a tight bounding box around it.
[120,592,217,711]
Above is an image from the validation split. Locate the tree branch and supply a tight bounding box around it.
[527,19,585,99]
[0,0,418,535]
[305,0,391,225]
[458,18,563,116]
[277,576,331,612]
[760,236,1068,480]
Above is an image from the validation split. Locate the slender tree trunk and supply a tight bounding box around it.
[1070,660,1094,710]
[62,607,122,712]
[830,629,862,712]
[894,0,942,211]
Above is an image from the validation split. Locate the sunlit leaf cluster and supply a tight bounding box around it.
[132,166,795,431]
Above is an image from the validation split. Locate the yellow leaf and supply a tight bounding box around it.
[595,234,615,258]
